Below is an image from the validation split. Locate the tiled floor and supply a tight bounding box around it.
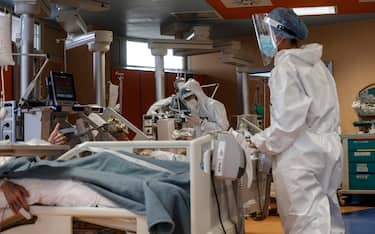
[245,216,283,234]
[244,206,371,234]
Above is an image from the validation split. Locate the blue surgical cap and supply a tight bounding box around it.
[268,7,309,41]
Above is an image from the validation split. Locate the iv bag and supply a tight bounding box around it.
[0,12,14,66]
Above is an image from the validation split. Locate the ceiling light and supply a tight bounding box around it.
[186,32,195,40]
[292,6,336,16]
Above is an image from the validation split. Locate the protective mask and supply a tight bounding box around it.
[186,99,199,114]
[259,35,277,58]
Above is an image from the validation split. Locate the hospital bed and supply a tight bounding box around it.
[0,135,243,234]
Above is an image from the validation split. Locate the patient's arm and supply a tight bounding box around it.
[0,180,30,215]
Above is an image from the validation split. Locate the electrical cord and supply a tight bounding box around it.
[211,172,227,234]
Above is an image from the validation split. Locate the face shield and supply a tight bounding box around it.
[252,14,285,66]
[180,88,199,114]
[180,88,193,100]
[173,77,185,93]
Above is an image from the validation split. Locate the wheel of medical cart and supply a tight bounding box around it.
[338,194,353,206]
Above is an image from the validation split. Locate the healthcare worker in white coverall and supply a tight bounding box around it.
[146,78,186,115]
[251,7,346,234]
[180,79,229,137]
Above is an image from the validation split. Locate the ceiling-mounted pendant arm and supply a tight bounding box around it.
[64,30,112,51]
[56,7,88,35]
[64,31,113,106]
[14,0,51,17]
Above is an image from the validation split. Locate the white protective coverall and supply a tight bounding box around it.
[181,79,230,136]
[251,43,345,234]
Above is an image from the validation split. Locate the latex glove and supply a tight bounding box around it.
[186,115,202,128]
[48,123,67,145]
[0,180,30,215]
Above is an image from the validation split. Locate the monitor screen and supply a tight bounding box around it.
[50,72,76,101]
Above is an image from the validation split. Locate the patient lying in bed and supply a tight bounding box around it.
[0,179,117,210]
[0,150,191,234]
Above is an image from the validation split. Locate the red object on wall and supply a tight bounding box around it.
[165,72,177,96]
[139,71,156,116]
[193,74,208,86]
[0,66,14,100]
[122,70,142,128]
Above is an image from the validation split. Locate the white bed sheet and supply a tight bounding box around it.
[0,179,118,209]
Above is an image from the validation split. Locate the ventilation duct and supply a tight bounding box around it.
[170,11,221,21]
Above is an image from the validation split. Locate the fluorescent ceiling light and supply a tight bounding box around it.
[292,6,336,16]
[186,32,195,40]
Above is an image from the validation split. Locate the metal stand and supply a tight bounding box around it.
[12,53,49,108]
[151,48,167,101]
[115,72,124,113]
[20,13,34,98]
[241,71,249,114]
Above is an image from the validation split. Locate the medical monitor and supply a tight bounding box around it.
[47,71,77,105]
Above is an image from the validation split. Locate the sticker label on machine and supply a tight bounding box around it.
[356,163,369,173]
[354,152,371,157]
[215,141,226,176]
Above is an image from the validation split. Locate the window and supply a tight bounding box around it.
[165,50,183,70]
[126,40,184,70]
[126,41,154,68]
[11,16,21,42]
[11,15,41,51]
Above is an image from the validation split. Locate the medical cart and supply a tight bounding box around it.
[339,134,375,204]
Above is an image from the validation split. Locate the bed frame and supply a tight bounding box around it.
[2,135,241,234]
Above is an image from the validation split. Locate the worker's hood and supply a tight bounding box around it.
[275,43,323,66]
[180,79,210,115]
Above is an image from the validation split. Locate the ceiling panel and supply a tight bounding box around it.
[339,0,375,14]
[207,0,375,19]
[79,0,213,39]
[4,0,375,40]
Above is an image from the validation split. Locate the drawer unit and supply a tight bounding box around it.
[349,174,375,190]
[342,135,375,192]
[348,139,375,151]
